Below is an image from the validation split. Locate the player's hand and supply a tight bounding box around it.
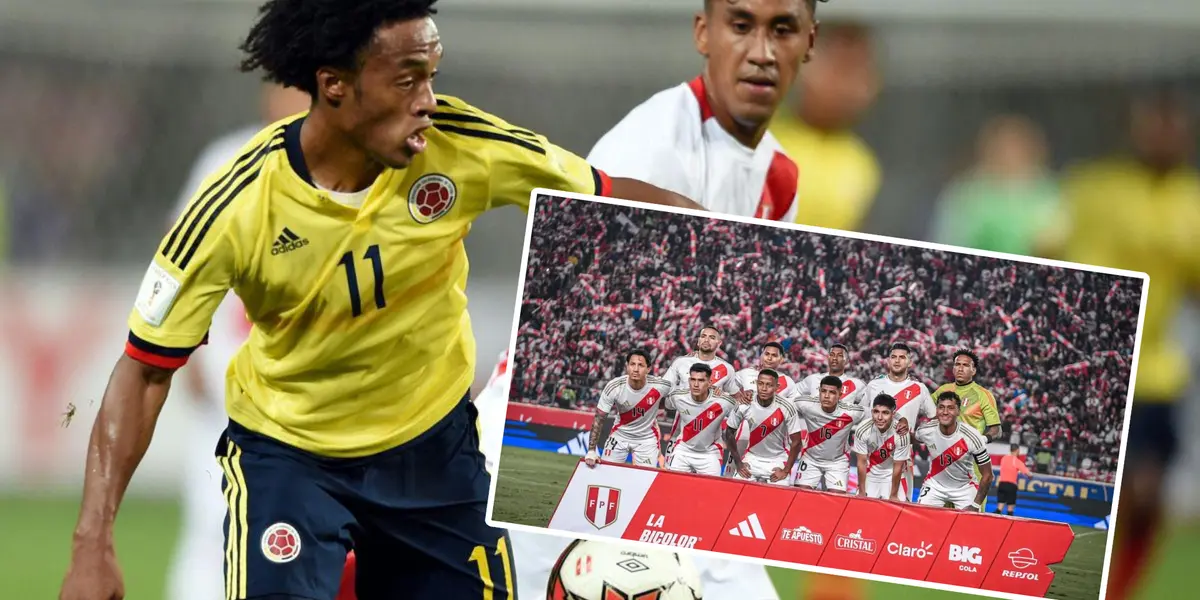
[736,390,753,404]
[896,417,909,436]
[584,450,600,468]
[889,493,901,501]
[736,464,751,478]
[965,502,982,513]
[60,541,124,600]
[770,467,789,482]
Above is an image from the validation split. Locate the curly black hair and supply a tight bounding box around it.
[239,0,440,97]
[953,348,980,371]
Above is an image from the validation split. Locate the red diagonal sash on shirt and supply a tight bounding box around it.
[710,364,729,386]
[927,438,970,479]
[893,382,923,411]
[841,379,857,400]
[611,387,662,434]
[869,435,896,469]
[681,401,725,443]
[745,407,785,453]
[803,413,855,452]
[778,376,789,394]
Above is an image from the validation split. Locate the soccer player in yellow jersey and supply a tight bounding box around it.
[57,2,704,600]
[935,349,1002,513]
[1050,89,1200,600]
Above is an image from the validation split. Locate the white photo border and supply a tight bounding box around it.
[483,186,1150,600]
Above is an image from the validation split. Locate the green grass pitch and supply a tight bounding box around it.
[0,446,1188,599]
[493,447,1192,600]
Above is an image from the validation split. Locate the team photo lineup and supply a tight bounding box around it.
[491,192,1144,595]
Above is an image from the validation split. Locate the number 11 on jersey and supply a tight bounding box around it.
[338,243,386,317]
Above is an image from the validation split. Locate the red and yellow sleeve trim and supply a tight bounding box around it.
[124,331,208,369]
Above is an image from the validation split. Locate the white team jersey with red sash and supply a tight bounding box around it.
[587,76,799,221]
[914,422,991,487]
[795,398,866,466]
[799,372,867,406]
[596,375,673,441]
[726,397,803,462]
[664,389,739,453]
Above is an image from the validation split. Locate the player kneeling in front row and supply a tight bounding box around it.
[585,350,673,468]
[794,375,867,492]
[853,393,910,500]
[912,391,994,511]
[664,363,744,475]
[723,369,804,486]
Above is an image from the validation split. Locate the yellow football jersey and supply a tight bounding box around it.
[126,96,610,457]
[1057,158,1200,403]
[769,113,881,232]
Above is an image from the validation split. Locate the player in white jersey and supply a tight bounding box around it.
[664,326,744,397]
[793,375,867,492]
[162,83,309,600]
[474,352,781,600]
[724,369,805,486]
[797,343,867,405]
[665,363,743,475]
[863,342,936,501]
[913,391,995,511]
[587,0,828,220]
[584,350,674,467]
[735,341,800,401]
[853,393,911,500]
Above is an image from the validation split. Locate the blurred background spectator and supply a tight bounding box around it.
[771,22,883,232]
[0,1,1197,599]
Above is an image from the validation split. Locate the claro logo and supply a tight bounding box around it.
[886,541,934,559]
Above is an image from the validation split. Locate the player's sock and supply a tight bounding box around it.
[1106,512,1160,600]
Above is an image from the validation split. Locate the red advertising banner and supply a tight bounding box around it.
[545,460,1077,598]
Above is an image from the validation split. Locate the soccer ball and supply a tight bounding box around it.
[547,539,704,600]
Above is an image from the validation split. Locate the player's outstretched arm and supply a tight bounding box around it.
[60,355,176,600]
[609,176,706,212]
[971,453,994,512]
[585,409,607,468]
[723,426,749,478]
[856,454,870,496]
[776,432,805,482]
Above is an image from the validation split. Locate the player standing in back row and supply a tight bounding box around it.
[585,351,674,468]
[864,342,936,502]
[798,343,866,405]
[852,394,910,500]
[664,326,745,397]
[793,376,867,492]
[913,391,995,511]
[724,370,805,485]
[736,341,800,401]
[587,0,829,220]
[664,363,744,475]
[57,1,707,599]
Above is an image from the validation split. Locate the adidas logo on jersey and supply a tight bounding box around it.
[271,227,309,255]
[727,513,767,540]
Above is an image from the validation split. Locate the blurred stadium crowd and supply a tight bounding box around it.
[511,199,1139,482]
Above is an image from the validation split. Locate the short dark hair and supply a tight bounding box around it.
[872,393,896,411]
[953,349,979,370]
[889,342,912,356]
[819,375,842,390]
[759,368,780,381]
[829,343,849,355]
[937,390,962,408]
[689,363,713,377]
[705,0,826,16]
[762,341,784,354]
[239,0,440,96]
[626,349,650,365]
[1010,444,1021,453]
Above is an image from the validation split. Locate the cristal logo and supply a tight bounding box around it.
[886,541,933,559]
[834,529,876,554]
